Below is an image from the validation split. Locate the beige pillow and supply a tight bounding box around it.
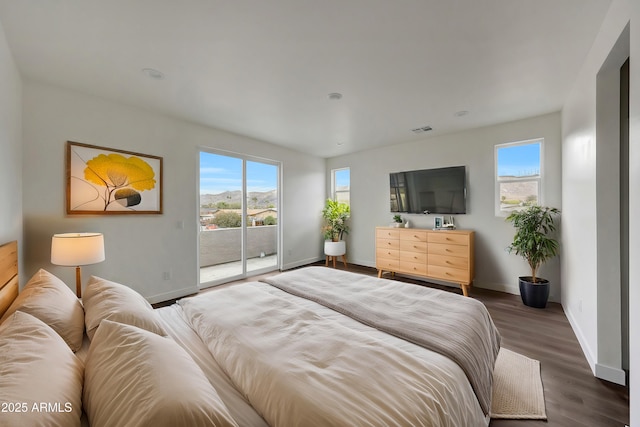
[0,268,84,352]
[83,320,239,427]
[83,276,166,340]
[0,311,83,427]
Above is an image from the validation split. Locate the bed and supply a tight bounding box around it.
[0,240,501,427]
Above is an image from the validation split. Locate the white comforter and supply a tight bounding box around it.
[179,282,488,427]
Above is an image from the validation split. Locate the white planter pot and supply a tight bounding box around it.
[324,240,346,256]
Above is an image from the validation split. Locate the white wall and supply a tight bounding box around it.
[22,80,325,302]
[627,0,639,423]
[595,23,629,383]
[561,0,630,384]
[0,20,22,275]
[327,112,562,300]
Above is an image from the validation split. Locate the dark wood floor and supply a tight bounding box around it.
[334,263,630,427]
[162,262,629,426]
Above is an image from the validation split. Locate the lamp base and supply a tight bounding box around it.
[75,266,82,298]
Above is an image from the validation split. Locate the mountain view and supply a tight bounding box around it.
[200,190,277,209]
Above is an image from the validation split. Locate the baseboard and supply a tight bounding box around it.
[595,363,626,386]
[564,305,598,376]
[282,256,324,271]
[348,258,376,269]
[473,281,564,304]
[147,286,199,304]
[474,281,520,296]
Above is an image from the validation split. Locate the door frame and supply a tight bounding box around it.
[197,147,282,288]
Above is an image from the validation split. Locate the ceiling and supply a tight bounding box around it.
[0,0,612,158]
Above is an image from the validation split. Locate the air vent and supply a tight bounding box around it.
[411,125,433,134]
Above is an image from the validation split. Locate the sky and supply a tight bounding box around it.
[497,141,541,177]
[200,152,278,194]
[334,168,350,190]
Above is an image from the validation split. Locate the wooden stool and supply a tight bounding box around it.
[325,254,348,269]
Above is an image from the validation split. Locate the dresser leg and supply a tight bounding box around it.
[461,284,470,297]
[378,270,383,278]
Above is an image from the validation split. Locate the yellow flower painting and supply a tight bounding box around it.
[66,142,163,214]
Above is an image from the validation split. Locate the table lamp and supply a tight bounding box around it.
[51,233,105,298]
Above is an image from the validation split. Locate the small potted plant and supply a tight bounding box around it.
[322,199,350,258]
[506,205,560,308]
[392,214,404,228]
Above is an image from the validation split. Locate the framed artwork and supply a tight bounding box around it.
[434,216,444,229]
[66,141,163,215]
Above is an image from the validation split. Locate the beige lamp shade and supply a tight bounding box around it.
[51,233,105,298]
[51,233,105,266]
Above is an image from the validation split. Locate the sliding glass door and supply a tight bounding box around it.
[198,150,280,287]
[245,160,279,274]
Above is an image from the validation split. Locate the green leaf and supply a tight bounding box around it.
[506,205,560,279]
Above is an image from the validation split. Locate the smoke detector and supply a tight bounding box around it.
[142,68,165,80]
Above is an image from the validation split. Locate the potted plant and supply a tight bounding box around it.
[322,199,350,258]
[392,214,404,228]
[506,205,560,308]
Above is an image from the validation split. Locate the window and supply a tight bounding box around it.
[495,139,543,216]
[332,168,350,205]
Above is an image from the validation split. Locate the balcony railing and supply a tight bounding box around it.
[199,225,277,267]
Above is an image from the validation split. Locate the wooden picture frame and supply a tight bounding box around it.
[66,141,163,215]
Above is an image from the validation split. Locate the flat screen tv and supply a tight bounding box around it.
[390,166,467,214]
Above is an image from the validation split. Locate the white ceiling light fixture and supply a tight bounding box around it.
[328,92,343,100]
[142,68,165,80]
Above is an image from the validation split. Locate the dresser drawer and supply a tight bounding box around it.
[377,258,400,271]
[376,238,400,251]
[376,228,400,240]
[376,247,399,260]
[428,253,468,270]
[427,232,469,246]
[399,240,427,253]
[399,251,427,264]
[399,261,428,276]
[400,230,427,242]
[428,242,468,258]
[428,265,469,283]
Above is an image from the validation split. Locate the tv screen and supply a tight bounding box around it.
[390,166,466,214]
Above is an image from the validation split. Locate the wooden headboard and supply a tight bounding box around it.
[0,240,18,318]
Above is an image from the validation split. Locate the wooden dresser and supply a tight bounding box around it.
[375,227,475,296]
